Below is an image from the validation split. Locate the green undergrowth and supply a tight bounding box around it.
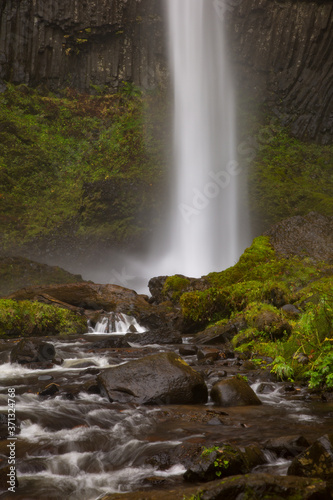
[0,83,167,251]
[0,299,87,337]
[249,124,333,231]
[172,236,333,389]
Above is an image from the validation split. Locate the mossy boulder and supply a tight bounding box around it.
[0,299,87,337]
[6,282,169,330]
[184,444,265,483]
[288,434,333,480]
[210,376,262,407]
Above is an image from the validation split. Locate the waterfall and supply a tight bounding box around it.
[158,0,244,277]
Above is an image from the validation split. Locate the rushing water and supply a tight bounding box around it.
[1,326,333,499]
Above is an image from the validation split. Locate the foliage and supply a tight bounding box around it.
[249,124,333,232]
[0,299,87,337]
[0,83,168,252]
[162,275,191,302]
[201,446,230,478]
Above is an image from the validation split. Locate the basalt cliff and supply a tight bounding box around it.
[0,0,332,143]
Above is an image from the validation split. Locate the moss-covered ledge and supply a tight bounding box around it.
[0,299,87,338]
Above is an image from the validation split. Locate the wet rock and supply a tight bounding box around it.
[282,304,302,318]
[210,376,262,407]
[194,321,240,345]
[288,434,333,480]
[10,339,56,365]
[7,282,170,331]
[97,352,208,405]
[254,310,292,340]
[201,473,332,500]
[265,435,310,459]
[124,328,182,345]
[256,382,276,394]
[184,443,265,482]
[38,383,59,397]
[99,473,333,499]
[197,347,221,362]
[179,345,197,356]
[91,336,131,349]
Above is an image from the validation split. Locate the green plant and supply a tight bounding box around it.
[271,356,294,381]
[201,446,230,477]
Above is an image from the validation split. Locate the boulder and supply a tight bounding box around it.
[124,328,182,345]
[197,347,221,362]
[254,310,292,340]
[288,434,333,480]
[10,339,56,365]
[195,321,240,345]
[179,345,198,356]
[6,282,169,331]
[97,352,208,405]
[210,377,262,407]
[264,435,310,459]
[184,443,265,482]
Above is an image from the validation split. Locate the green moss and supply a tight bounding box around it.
[0,83,168,252]
[162,275,191,302]
[0,299,87,337]
[249,125,333,232]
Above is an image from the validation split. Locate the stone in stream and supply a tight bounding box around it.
[210,376,262,407]
[97,352,208,404]
[99,472,333,499]
[10,339,56,365]
[184,443,265,482]
[288,433,333,480]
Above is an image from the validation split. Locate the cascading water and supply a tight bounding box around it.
[157,0,246,277]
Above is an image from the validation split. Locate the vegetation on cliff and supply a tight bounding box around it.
[168,236,333,390]
[0,83,168,254]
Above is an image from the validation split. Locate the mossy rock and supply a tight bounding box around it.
[0,299,87,337]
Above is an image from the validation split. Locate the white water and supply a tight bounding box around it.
[156,0,242,277]
[87,313,146,335]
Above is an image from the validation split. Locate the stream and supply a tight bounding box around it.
[0,319,333,500]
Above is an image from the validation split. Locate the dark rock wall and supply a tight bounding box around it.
[228,0,333,144]
[0,0,332,142]
[0,0,166,91]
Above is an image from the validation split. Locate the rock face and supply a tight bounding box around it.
[0,256,83,297]
[210,377,262,407]
[0,0,166,91]
[1,1,332,142]
[228,0,333,144]
[97,352,208,404]
[266,212,333,262]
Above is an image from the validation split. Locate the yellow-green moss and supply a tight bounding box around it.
[0,299,87,337]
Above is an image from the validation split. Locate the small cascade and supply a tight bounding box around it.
[88,313,146,335]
